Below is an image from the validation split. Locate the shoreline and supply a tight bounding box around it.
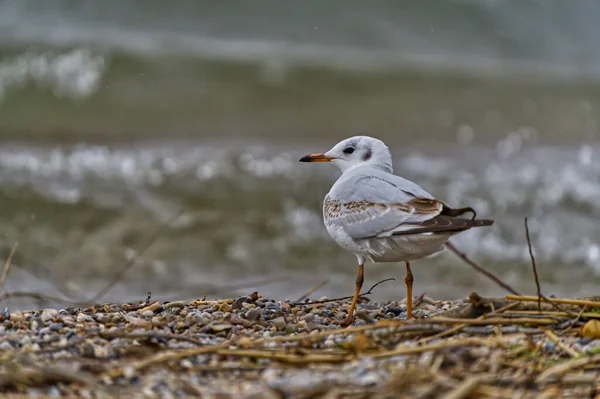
[1,293,599,398]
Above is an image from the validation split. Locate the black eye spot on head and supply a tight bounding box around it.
[362,149,372,161]
[343,147,355,155]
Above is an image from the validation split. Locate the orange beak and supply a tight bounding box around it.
[299,153,335,162]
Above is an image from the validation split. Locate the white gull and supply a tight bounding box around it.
[300,136,493,326]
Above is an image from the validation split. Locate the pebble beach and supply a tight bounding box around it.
[1,292,600,398]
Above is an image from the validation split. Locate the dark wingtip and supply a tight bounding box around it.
[475,219,494,226]
[299,155,312,162]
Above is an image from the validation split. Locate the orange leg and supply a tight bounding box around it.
[405,262,413,320]
[341,263,364,327]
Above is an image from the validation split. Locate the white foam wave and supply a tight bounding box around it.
[0,142,599,269]
[0,49,105,102]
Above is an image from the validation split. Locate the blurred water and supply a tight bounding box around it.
[0,1,599,308]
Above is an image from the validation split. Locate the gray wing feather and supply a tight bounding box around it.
[324,169,441,240]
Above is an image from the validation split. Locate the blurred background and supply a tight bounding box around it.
[1,0,600,309]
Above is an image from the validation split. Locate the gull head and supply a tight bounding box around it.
[299,135,393,173]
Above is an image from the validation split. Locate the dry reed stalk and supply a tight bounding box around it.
[541,328,580,358]
[506,295,600,308]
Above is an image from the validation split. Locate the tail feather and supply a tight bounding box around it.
[473,219,494,227]
[390,215,494,236]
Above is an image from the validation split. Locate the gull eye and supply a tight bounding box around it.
[343,147,355,154]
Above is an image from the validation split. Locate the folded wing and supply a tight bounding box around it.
[324,174,493,240]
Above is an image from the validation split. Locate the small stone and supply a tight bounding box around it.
[44,333,60,343]
[583,320,600,339]
[246,309,261,322]
[141,310,154,318]
[578,337,592,345]
[543,342,556,352]
[94,346,108,358]
[272,317,286,331]
[40,309,57,323]
[232,296,252,310]
[122,313,152,329]
[165,301,186,309]
[29,318,42,330]
[137,301,163,315]
[76,313,93,323]
[386,307,404,316]
[302,313,315,323]
[108,304,120,313]
[208,323,233,332]
[81,344,96,358]
[151,316,167,327]
[306,322,318,331]
[96,314,112,324]
[175,322,186,331]
[10,311,24,323]
[230,314,251,327]
[0,341,13,350]
[219,303,232,313]
[49,323,63,332]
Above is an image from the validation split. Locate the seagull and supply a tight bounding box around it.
[300,136,493,326]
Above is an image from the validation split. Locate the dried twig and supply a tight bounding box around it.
[413,292,427,308]
[294,279,329,303]
[104,344,225,378]
[35,330,205,354]
[0,363,97,389]
[560,305,588,334]
[371,336,505,359]
[420,301,521,344]
[523,218,576,317]
[293,278,396,306]
[506,295,600,308]
[442,375,493,399]
[524,217,541,311]
[540,328,579,358]
[99,330,206,346]
[444,242,520,296]
[215,348,352,364]
[89,209,183,304]
[0,242,18,294]
[423,316,558,326]
[536,353,600,382]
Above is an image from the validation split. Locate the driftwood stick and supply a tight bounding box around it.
[524,217,542,312]
[506,295,600,308]
[293,278,396,306]
[523,218,575,317]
